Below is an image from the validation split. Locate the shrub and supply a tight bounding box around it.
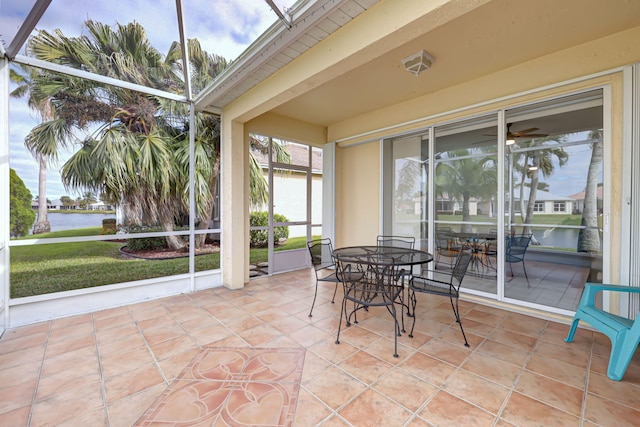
[102,218,117,235]
[249,211,289,247]
[125,225,168,252]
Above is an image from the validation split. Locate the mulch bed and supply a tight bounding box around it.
[119,244,220,260]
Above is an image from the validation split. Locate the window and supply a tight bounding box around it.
[534,202,545,212]
[554,202,566,212]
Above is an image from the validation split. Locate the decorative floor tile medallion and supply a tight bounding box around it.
[135,347,306,426]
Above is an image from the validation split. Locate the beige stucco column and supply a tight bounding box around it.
[221,116,249,289]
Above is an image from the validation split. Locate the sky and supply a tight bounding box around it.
[3,0,287,200]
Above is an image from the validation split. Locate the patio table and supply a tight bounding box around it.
[333,245,433,267]
[332,245,434,356]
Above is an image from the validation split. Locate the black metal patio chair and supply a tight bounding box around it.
[408,250,473,347]
[335,256,406,357]
[306,238,340,317]
[435,228,463,270]
[506,234,532,286]
[376,235,416,249]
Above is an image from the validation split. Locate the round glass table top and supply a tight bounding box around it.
[333,245,434,266]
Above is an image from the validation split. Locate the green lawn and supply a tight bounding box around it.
[10,229,311,298]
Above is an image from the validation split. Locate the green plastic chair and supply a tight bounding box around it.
[565,283,640,381]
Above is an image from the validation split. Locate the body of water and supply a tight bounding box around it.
[31,212,116,234]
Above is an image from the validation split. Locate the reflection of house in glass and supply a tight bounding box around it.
[512,186,575,214]
[569,183,604,214]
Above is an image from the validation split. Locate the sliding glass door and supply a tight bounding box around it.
[383,88,606,313]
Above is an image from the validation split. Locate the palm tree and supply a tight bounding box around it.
[436,149,497,233]
[25,20,291,251]
[510,137,568,238]
[577,130,603,253]
[9,64,65,234]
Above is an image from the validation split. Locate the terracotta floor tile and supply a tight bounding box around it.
[362,336,414,365]
[41,345,97,377]
[501,314,547,337]
[463,308,505,327]
[419,337,471,367]
[311,336,359,364]
[49,313,92,330]
[405,415,432,426]
[0,405,30,426]
[93,313,134,331]
[444,369,509,414]
[157,348,201,381]
[108,383,166,427]
[534,340,590,368]
[419,390,496,426]
[437,325,484,348]
[57,408,108,427]
[587,371,640,408]
[45,334,96,359]
[488,327,538,351]
[293,387,333,426]
[288,324,333,348]
[105,363,166,404]
[301,351,332,383]
[339,388,412,426]
[477,339,529,366]
[100,345,155,378]
[0,359,41,388]
[96,332,146,357]
[236,323,283,347]
[515,370,584,416]
[338,350,392,385]
[147,334,198,360]
[525,354,587,389]
[457,318,497,337]
[0,331,48,355]
[48,321,94,342]
[584,392,640,427]
[0,379,37,415]
[372,368,437,412]
[400,351,457,386]
[461,353,521,387]
[500,392,580,427]
[1,322,49,341]
[304,366,367,410]
[0,345,45,370]
[3,269,639,426]
[36,358,100,401]
[29,381,103,427]
[142,323,188,346]
[270,315,310,335]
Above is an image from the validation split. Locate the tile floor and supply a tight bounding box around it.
[0,268,639,426]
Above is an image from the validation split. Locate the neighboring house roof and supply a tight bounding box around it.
[252,143,323,171]
[568,185,604,200]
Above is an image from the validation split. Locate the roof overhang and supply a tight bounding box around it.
[194,0,376,114]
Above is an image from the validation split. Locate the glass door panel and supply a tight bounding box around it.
[434,115,498,296]
[385,133,429,250]
[504,89,604,311]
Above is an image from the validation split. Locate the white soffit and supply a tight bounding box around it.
[194,0,378,113]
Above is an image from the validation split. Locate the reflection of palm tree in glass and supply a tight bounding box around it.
[436,149,496,233]
[577,130,603,253]
[511,137,568,239]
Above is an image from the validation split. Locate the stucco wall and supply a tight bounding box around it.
[335,142,380,248]
[331,55,629,286]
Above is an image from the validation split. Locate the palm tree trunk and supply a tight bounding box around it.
[578,139,603,252]
[32,155,51,235]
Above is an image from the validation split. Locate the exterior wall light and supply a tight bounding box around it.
[401,50,434,76]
